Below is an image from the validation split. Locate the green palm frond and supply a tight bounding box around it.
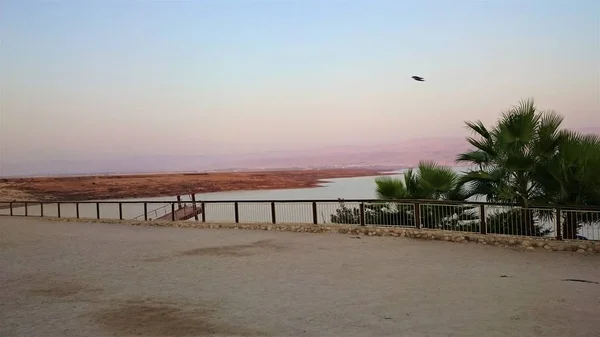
[375,176,408,200]
[464,120,491,139]
[456,150,489,165]
[418,161,459,199]
[404,169,424,198]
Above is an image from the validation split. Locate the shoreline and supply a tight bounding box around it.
[0,168,391,203]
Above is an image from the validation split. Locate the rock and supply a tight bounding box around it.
[535,241,545,247]
[577,249,586,254]
[578,244,587,250]
[544,245,552,250]
[594,244,600,253]
[508,239,517,246]
[477,239,485,244]
[554,246,565,251]
[526,246,535,251]
[521,240,531,247]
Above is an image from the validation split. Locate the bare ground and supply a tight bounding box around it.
[1,218,599,337]
[0,168,387,202]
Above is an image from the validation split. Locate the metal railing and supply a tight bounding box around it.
[1,199,599,241]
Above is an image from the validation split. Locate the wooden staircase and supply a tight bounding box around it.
[156,204,202,221]
[135,195,203,221]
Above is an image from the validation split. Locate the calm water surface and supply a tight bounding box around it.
[0,171,405,221]
[2,168,597,239]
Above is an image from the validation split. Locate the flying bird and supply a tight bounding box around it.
[412,76,425,82]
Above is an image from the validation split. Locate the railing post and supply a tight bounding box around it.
[24,202,28,216]
[40,203,44,217]
[57,203,61,218]
[118,202,123,220]
[271,202,276,224]
[234,202,239,223]
[201,202,206,222]
[479,204,487,234]
[312,202,318,225]
[96,203,100,219]
[193,202,199,221]
[75,203,79,218]
[9,202,13,216]
[143,203,148,221]
[556,207,563,240]
[414,202,421,229]
[359,202,365,226]
[171,203,175,221]
[191,194,199,221]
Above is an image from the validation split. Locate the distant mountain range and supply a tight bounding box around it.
[2,127,598,177]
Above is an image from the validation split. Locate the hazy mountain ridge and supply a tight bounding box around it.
[2,128,598,177]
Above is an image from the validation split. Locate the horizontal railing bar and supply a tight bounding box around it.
[1,199,600,211]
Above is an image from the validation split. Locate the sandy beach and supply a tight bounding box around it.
[0,168,387,202]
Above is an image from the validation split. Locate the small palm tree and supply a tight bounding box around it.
[375,161,466,200]
[374,161,473,229]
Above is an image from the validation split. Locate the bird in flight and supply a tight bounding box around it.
[412,76,425,82]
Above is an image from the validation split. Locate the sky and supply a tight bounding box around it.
[1,0,599,166]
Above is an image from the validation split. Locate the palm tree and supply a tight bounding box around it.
[535,131,600,238]
[457,99,563,206]
[537,131,600,204]
[457,98,600,238]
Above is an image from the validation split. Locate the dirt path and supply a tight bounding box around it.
[1,217,599,337]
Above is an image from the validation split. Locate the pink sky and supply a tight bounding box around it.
[1,1,598,171]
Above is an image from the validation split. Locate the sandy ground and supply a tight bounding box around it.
[0,168,386,202]
[1,218,599,337]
